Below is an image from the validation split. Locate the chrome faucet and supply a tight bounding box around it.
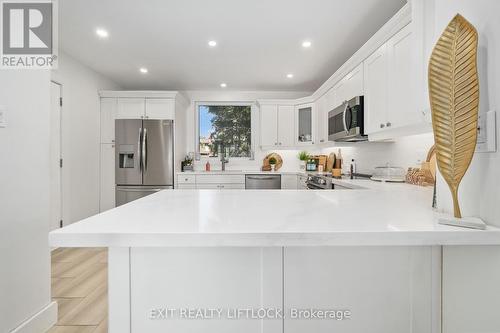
[219,144,229,171]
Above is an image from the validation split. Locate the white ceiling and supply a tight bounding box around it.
[59,0,406,92]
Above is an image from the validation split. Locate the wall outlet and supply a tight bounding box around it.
[0,106,6,128]
[476,110,496,153]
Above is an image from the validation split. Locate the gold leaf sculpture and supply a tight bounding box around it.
[428,14,479,218]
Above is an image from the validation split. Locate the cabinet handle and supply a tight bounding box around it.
[320,139,324,143]
[386,122,392,127]
[275,142,278,146]
[380,123,385,128]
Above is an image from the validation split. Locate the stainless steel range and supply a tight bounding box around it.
[306,174,333,190]
[306,173,371,190]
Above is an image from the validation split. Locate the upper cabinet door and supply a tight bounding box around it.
[325,87,337,112]
[364,44,388,134]
[315,96,328,144]
[145,98,175,120]
[260,104,278,147]
[295,103,315,145]
[335,64,364,106]
[116,98,145,119]
[100,98,117,144]
[277,105,295,147]
[387,24,418,129]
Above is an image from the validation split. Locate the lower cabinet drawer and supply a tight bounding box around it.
[197,183,245,190]
[196,174,245,184]
[177,174,196,184]
[176,184,196,190]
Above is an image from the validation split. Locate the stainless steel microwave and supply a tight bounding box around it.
[328,96,367,142]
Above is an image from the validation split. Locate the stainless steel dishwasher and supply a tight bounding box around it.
[245,174,281,189]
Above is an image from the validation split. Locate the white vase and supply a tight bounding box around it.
[300,161,306,170]
[271,164,276,172]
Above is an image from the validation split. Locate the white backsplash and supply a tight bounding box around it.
[193,133,435,174]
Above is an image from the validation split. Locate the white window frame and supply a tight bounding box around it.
[195,101,257,161]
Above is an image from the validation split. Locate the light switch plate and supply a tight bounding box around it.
[476,110,496,153]
[0,105,6,128]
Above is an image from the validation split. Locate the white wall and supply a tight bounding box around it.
[429,2,500,333]
[0,71,55,331]
[51,51,121,225]
[432,0,500,226]
[322,133,435,174]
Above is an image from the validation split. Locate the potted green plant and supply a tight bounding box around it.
[268,157,277,171]
[298,151,309,170]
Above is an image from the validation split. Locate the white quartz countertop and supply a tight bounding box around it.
[49,179,500,247]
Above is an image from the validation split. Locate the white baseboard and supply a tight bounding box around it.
[10,301,57,333]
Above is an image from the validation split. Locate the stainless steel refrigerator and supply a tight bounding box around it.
[115,119,174,206]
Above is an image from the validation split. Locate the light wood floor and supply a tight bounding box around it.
[49,248,108,333]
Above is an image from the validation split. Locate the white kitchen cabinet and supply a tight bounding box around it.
[364,24,430,140]
[364,43,389,135]
[281,174,298,189]
[387,24,418,129]
[116,98,145,119]
[260,104,278,147]
[260,104,295,148]
[277,105,295,147]
[145,98,175,120]
[324,87,337,113]
[176,184,196,190]
[283,247,433,333]
[315,95,328,144]
[130,247,282,333]
[295,103,315,145]
[100,98,117,144]
[335,63,364,105]
[100,143,115,212]
[196,183,245,190]
[297,174,308,189]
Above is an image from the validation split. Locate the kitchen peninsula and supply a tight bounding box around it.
[49,182,500,333]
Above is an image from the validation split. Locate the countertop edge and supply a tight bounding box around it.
[49,230,500,248]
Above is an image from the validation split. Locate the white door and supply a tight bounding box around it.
[260,104,278,147]
[100,98,117,143]
[116,98,145,119]
[387,24,418,129]
[50,82,62,231]
[364,44,388,134]
[100,143,115,212]
[277,105,294,147]
[145,98,175,119]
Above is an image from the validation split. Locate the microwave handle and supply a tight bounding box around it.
[342,102,349,134]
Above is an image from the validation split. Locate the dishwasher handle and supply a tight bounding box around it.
[246,176,280,180]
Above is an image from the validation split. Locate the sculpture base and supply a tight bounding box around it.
[438,216,487,230]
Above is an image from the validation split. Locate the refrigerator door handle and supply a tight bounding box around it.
[137,127,143,172]
[143,128,147,172]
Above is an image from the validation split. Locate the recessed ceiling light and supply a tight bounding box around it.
[139,67,148,74]
[95,28,109,39]
[208,40,217,47]
[286,73,294,79]
[220,83,227,88]
[302,40,312,48]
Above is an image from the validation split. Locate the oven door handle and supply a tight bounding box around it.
[342,102,349,134]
